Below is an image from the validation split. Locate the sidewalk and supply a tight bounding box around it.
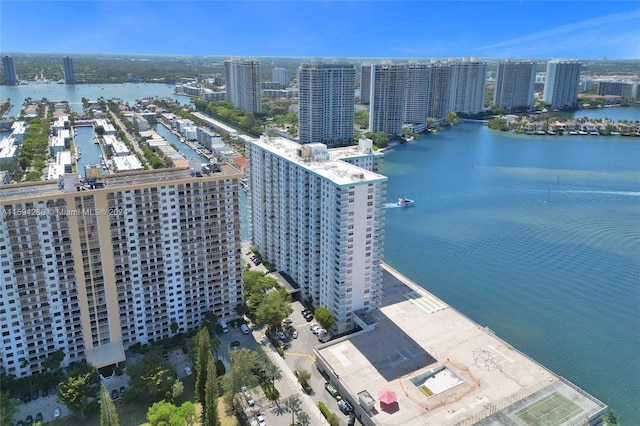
[256,332,328,426]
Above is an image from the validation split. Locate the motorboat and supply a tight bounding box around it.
[397,197,415,207]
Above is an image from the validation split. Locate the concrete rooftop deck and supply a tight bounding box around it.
[315,264,606,426]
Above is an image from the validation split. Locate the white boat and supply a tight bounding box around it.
[397,197,415,207]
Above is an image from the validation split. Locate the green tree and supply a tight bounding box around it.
[1,390,20,426]
[355,110,369,128]
[169,380,184,403]
[255,288,292,331]
[127,351,176,397]
[297,411,311,426]
[146,400,197,426]
[264,362,282,383]
[297,369,311,383]
[314,307,335,331]
[42,349,65,372]
[284,395,302,426]
[56,362,100,419]
[194,327,212,405]
[204,356,219,426]
[446,111,461,126]
[99,385,120,426]
[604,409,618,425]
[223,348,259,408]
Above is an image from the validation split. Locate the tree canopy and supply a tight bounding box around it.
[127,351,176,397]
[314,307,335,330]
[146,400,197,426]
[56,362,100,418]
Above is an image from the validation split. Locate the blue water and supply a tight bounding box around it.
[151,123,209,163]
[74,126,103,176]
[0,82,188,118]
[383,124,640,424]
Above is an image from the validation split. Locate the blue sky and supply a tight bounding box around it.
[1,1,639,59]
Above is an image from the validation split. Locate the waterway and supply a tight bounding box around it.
[2,82,638,423]
[0,82,189,118]
[383,119,640,424]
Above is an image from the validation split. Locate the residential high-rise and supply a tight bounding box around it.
[298,61,356,147]
[597,81,633,99]
[543,59,581,109]
[369,63,406,135]
[0,165,244,377]
[2,56,17,85]
[225,58,262,113]
[449,58,486,115]
[360,64,372,105]
[427,62,453,120]
[247,136,387,333]
[272,67,290,88]
[493,60,537,112]
[403,63,431,126]
[63,56,75,84]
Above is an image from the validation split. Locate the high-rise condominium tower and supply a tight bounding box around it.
[272,67,290,88]
[63,56,75,84]
[494,60,537,112]
[0,165,243,377]
[2,56,17,85]
[449,58,487,115]
[427,62,453,120]
[247,137,387,333]
[225,58,262,113]
[369,64,406,136]
[543,59,581,109]
[298,62,356,147]
[360,64,372,105]
[404,63,431,126]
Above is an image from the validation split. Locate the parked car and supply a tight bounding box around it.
[32,390,39,400]
[35,413,43,423]
[310,323,319,332]
[324,382,342,400]
[230,340,240,347]
[111,389,119,400]
[120,386,126,396]
[256,413,267,426]
[282,317,293,325]
[41,388,48,397]
[54,407,61,418]
[16,420,24,426]
[24,415,33,426]
[339,399,354,414]
[292,330,298,339]
[244,391,254,407]
[277,331,286,340]
[184,366,192,376]
[22,392,31,404]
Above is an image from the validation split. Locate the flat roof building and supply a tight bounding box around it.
[543,60,582,109]
[247,136,387,333]
[225,58,262,114]
[494,61,537,112]
[0,165,244,377]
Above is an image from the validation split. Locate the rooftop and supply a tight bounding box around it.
[248,136,386,186]
[315,264,606,426]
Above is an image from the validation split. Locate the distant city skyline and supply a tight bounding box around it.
[1,1,639,59]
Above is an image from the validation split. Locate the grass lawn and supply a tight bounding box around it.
[217,397,239,426]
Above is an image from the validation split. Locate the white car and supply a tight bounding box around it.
[310,323,319,332]
[277,331,286,340]
[184,366,192,376]
[53,407,61,418]
[292,330,298,339]
[256,413,267,426]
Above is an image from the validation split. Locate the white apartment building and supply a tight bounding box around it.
[298,62,356,147]
[272,67,290,87]
[247,136,387,334]
[427,62,453,120]
[404,63,431,126]
[543,59,582,109]
[225,58,262,114]
[449,58,487,115]
[0,164,244,377]
[493,60,537,111]
[369,64,406,136]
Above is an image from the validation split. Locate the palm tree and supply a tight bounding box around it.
[264,362,282,383]
[283,396,301,426]
[297,411,310,426]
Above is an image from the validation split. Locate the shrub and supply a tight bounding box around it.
[318,401,331,419]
